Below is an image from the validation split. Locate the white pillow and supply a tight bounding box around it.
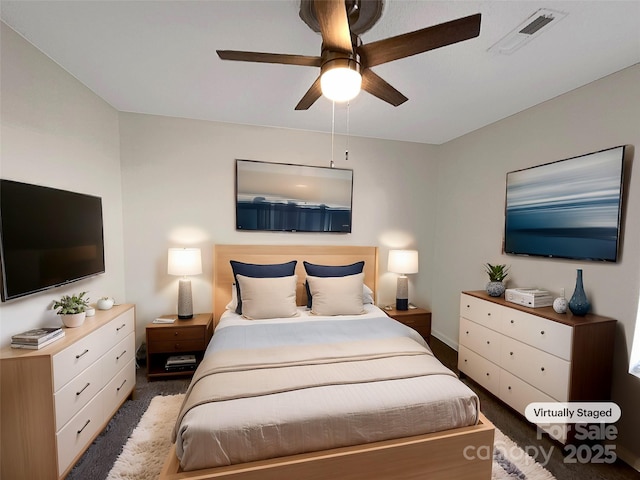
[225,283,238,311]
[306,273,365,316]
[228,280,371,310]
[235,274,299,320]
[363,284,374,304]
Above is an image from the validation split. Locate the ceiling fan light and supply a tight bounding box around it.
[321,66,362,102]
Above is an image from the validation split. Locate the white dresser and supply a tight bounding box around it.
[458,291,615,443]
[1,304,136,479]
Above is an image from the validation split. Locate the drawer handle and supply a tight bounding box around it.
[510,320,514,324]
[117,379,127,392]
[541,367,545,372]
[510,351,513,356]
[466,331,469,335]
[116,323,127,332]
[77,419,91,435]
[464,359,468,363]
[540,330,545,335]
[487,313,491,316]
[486,341,490,345]
[76,349,89,359]
[116,350,127,360]
[508,386,512,390]
[486,373,490,376]
[76,382,90,396]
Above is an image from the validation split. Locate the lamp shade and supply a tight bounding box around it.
[168,248,202,276]
[388,250,419,275]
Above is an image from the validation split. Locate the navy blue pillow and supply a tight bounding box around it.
[303,261,365,308]
[230,260,297,314]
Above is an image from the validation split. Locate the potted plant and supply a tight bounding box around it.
[484,263,509,297]
[53,291,90,328]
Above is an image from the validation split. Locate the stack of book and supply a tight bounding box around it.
[165,354,196,372]
[11,327,65,349]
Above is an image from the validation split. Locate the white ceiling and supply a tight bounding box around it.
[2,1,639,145]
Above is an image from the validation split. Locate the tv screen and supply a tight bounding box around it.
[504,146,625,262]
[0,180,105,301]
[236,159,353,233]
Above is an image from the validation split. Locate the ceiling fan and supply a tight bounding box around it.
[217,0,481,110]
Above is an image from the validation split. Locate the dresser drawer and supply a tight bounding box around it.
[500,336,570,401]
[460,294,502,330]
[56,392,104,476]
[103,333,135,382]
[459,317,502,364]
[53,329,108,392]
[54,358,104,430]
[501,308,572,360]
[458,345,500,396]
[101,308,135,347]
[102,359,136,419]
[499,369,556,416]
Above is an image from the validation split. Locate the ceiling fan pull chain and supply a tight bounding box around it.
[345,101,350,161]
[330,100,335,168]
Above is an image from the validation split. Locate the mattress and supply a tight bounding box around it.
[173,305,480,471]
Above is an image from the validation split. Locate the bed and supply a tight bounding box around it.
[160,245,494,480]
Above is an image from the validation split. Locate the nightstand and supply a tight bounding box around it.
[385,307,432,344]
[146,313,213,380]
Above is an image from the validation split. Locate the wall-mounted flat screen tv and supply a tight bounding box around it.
[0,180,105,301]
[236,159,353,233]
[504,145,626,262]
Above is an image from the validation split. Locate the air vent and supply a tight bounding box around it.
[488,9,568,55]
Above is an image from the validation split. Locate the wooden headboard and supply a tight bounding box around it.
[213,245,378,325]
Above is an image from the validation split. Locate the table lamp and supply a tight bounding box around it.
[388,249,419,310]
[168,247,202,319]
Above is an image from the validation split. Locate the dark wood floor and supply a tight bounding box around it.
[429,336,640,480]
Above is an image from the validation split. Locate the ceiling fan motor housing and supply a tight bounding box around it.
[320,50,361,76]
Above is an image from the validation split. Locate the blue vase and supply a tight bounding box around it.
[569,269,590,316]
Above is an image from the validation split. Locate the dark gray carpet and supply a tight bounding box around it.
[66,339,639,480]
[66,363,190,480]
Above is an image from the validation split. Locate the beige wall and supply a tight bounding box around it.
[118,113,439,340]
[0,22,126,344]
[433,64,640,468]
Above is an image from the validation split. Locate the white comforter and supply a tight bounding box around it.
[174,305,479,471]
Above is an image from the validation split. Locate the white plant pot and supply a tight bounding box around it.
[61,312,86,328]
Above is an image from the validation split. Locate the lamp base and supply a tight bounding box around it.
[395,298,409,310]
[396,275,409,311]
[177,278,194,320]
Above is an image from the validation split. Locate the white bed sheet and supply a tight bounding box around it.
[175,306,480,471]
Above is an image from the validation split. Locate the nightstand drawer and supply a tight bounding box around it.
[398,314,429,328]
[148,339,205,353]
[146,327,204,343]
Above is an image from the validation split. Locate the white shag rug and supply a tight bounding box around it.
[107,394,556,480]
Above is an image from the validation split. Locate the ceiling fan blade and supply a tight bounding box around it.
[359,13,481,68]
[217,50,322,67]
[314,0,353,54]
[295,76,323,110]
[361,70,408,107]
